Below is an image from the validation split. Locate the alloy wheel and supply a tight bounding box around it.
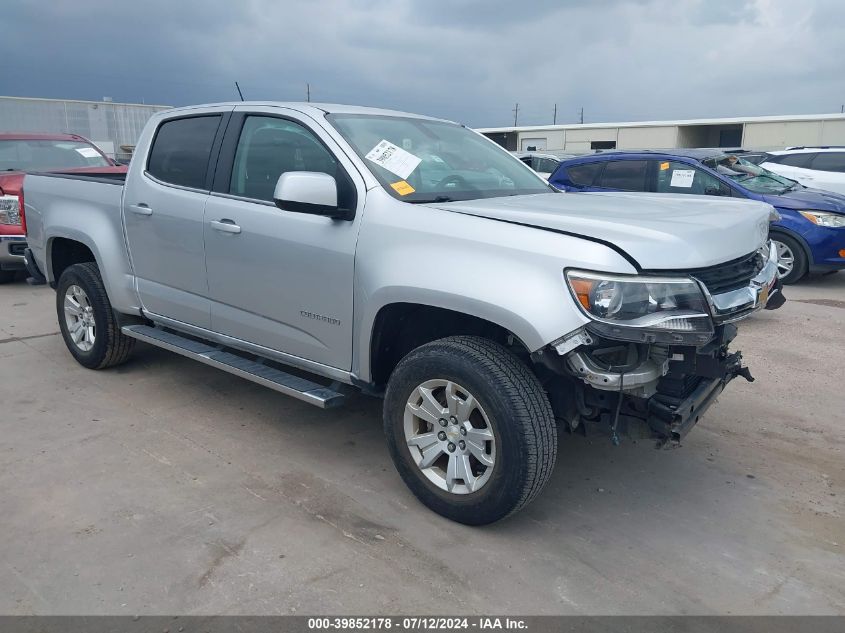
[404,379,496,494]
[64,284,96,352]
[772,239,794,279]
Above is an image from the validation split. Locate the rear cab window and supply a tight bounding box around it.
[147,115,222,189]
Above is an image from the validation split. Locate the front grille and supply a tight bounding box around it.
[685,252,763,295]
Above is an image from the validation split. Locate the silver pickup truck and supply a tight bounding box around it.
[23,102,784,524]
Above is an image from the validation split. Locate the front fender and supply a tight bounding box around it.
[351,190,635,382]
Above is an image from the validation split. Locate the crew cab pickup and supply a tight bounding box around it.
[23,102,784,524]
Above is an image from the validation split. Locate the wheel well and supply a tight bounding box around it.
[369,303,526,387]
[50,238,96,283]
[769,228,813,265]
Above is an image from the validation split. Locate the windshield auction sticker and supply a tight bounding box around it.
[75,147,102,158]
[670,169,695,188]
[365,140,421,179]
[390,180,416,195]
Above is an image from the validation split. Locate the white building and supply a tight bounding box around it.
[477,113,845,153]
[0,96,171,161]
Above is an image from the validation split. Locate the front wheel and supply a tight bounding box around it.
[771,234,808,284]
[383,336,557,525]
[56,262,135,369]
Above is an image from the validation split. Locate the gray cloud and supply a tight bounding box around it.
[2,0,842,128]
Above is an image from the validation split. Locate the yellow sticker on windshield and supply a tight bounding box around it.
[660,161,670,170]
[390,180,415,196]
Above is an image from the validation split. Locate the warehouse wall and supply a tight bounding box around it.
[617,126,677,149]
[0,97,170,159]
[820,120,845,144]
[742,121,824,149]
[563,127,617,151]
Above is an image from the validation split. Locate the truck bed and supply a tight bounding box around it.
[23,171,140,314]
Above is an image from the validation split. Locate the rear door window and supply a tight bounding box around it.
[597,160,648,191]
[535,157,560,173]
[775,153,815,168]
[565,161,603,186]
[810,152,845,173]
[147,115,222,189]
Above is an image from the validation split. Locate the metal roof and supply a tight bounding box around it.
[476,112,845,134]
[0,95,171,109]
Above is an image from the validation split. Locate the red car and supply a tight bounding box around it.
[0,133,127,283]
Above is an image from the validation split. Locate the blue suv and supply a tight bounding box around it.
[549,149,845,283]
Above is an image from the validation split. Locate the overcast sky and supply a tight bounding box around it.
[3,0,843,127]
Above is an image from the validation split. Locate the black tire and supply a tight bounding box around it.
[0,270,17,284]
[56,262,135,369]
[383,335,557,525]
[771,233,808,285]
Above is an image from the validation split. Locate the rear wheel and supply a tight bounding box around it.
[771,234,808,284]
[383,336,557,525]
[56,262,135,369]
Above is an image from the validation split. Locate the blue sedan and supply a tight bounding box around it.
[549,149,845,283]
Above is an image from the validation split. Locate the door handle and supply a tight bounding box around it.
[210,219,241,234]
[129,203,153,216]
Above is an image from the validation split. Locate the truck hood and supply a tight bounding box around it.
[430,191,772,270]
[762,187,845,214]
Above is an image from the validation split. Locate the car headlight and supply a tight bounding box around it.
[0,195,21,225]
[565,270,713,333]
[799,210,845,228]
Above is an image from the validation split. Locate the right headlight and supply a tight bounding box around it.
[799,210,845,228]
[565,270,713,333]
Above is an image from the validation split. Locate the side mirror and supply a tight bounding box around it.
[704,185,722,196]
[274,171,348,219]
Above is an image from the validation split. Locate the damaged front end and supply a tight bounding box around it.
[535,242,784,443]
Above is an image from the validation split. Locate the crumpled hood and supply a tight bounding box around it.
[430,191,772,270]
[762,187,845,213]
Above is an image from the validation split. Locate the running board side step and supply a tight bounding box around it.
[120,325,345,409]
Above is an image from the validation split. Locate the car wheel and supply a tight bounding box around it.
[56,262,135,369]
[383,335,557,525]
[771,234,808,284]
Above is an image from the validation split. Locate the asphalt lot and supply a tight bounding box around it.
[1,274,843,615]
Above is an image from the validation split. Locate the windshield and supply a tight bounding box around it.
[705,155,797,194]
[0,139,111,172]
[327,114,552,202]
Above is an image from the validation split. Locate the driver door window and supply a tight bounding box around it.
[229,116,339,202]
[654,161,728,196]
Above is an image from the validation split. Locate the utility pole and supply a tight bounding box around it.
[579,106,584,124]
[307,83,311,102]
[841,104,844,113]
[553,103,557,125]
[513,103,519,126]
[234,81,244,101]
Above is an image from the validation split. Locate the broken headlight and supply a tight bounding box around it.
[565,270,713,333]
